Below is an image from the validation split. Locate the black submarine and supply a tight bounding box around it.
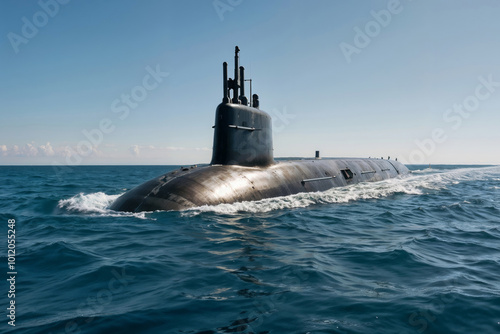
[110,46,409,212]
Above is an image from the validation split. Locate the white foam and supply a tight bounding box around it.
[57,192,149,219]
[410,168,435,174]
[183,166,500,215]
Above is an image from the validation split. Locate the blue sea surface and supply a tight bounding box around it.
[1,164,500,333]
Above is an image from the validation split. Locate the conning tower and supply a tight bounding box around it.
[210,46,274,167]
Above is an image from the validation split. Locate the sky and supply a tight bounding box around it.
[1,0,500,165]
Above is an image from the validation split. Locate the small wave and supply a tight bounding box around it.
[58,192,149,219]
[184,166,500,215]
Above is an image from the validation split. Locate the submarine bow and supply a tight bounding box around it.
[110,46,409,212]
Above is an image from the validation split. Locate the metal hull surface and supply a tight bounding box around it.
[110,158,409,212]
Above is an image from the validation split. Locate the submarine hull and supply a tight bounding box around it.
[110,158,409,212]
[110,47,410,213]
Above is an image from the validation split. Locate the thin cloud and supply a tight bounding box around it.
[39,142,55,156]
[129,145,140,157]
[0,142,101,158]
[129,145,211,154]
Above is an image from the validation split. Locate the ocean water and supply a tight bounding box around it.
[1,164,500,334]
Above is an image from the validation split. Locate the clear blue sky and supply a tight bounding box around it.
[1,0,499,165]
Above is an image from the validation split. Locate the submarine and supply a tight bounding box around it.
[110,46,409,212]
